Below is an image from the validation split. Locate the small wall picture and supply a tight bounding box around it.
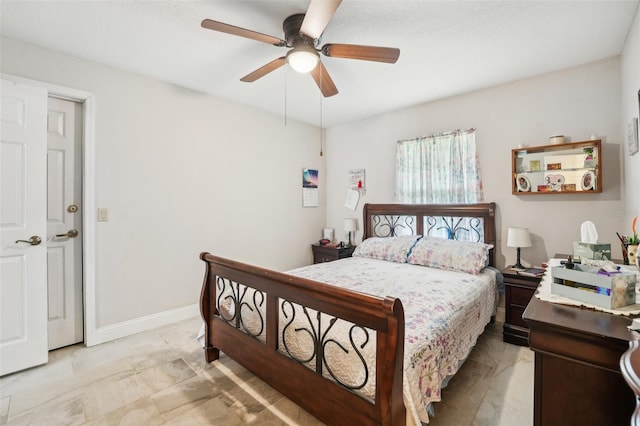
[348,169,366,192]
[303,169,318,188]
[628,117,639,156]
[302,168,319,207]
[529,160,540,172]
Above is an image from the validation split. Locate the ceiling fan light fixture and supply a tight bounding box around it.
[286,46,320,73]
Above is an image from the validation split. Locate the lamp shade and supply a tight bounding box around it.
[507,227,532,248]
[286,46,319,73]
[344,218,357,232]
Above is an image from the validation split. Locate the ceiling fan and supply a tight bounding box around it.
[201,0,400,97]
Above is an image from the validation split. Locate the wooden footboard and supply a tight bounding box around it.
[200,252,406,426]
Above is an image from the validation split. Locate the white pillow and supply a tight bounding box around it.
[352,235,422,263]
[406,236,493,274]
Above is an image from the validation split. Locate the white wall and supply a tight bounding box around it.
[3,2,638,339]
[1,37,326,330]
[621,4,640,226]
[325,57,626,269]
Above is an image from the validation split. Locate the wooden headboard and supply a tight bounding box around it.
[362,203,497,267]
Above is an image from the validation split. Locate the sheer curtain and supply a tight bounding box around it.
[395,129,483,203]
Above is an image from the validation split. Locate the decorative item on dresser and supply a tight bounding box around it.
[620,216,640,266]
[199,202,498,426]
[311,243,356,264]
[502,268,542,346]
[523,296,635,426]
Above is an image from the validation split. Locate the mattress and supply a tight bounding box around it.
[285,257,498,425]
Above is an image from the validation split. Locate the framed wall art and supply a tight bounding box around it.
[302,168,319,207]
[628,117,639,156]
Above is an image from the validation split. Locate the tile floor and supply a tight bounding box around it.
[0,316,533,425]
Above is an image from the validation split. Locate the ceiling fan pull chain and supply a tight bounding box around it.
[319,93,323,156]
[284,68,288,127]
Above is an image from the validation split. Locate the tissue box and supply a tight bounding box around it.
[572,242,611,261]
[551,265,636,309]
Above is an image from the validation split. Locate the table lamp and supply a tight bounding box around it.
[344,218,357,247]
[507,227,532,269]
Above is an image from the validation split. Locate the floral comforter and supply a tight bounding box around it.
[287,257,499,425]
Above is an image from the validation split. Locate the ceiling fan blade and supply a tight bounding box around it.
[300,0,342,40]
[310,62,338,97]
[201,19,286,47]
[240,57,287,82]
[321,43,400,63]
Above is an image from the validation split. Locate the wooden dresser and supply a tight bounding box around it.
[523,296,636,425]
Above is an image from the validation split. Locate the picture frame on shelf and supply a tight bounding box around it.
[546,163,561,170]
[581,170,595,190]
[516,174,531,192]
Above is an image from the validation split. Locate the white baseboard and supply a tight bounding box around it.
[88,303,199,347]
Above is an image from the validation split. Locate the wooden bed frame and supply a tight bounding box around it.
[200,203,496,425]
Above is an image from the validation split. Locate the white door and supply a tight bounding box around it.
[46,97,83,350]
[0,79,48,375]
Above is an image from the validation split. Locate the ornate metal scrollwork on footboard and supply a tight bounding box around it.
[280,299,371,393]
[200,250,407,426]
[216,276,265,339]
[214,277,374,395]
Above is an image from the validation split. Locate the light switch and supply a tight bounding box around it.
[97,208,109,222]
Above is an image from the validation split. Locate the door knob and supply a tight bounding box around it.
[55,229,79,238]
[15,236,42,246]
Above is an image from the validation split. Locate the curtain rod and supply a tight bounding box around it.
[397,127,476,144]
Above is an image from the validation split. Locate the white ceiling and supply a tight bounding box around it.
[1,1,638,128]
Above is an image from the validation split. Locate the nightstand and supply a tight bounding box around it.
[502,267,542,346]
[311,244,356,264]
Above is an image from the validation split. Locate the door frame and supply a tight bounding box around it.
[2,73,99,346]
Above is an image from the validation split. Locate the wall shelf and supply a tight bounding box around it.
[512,140,602,195]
